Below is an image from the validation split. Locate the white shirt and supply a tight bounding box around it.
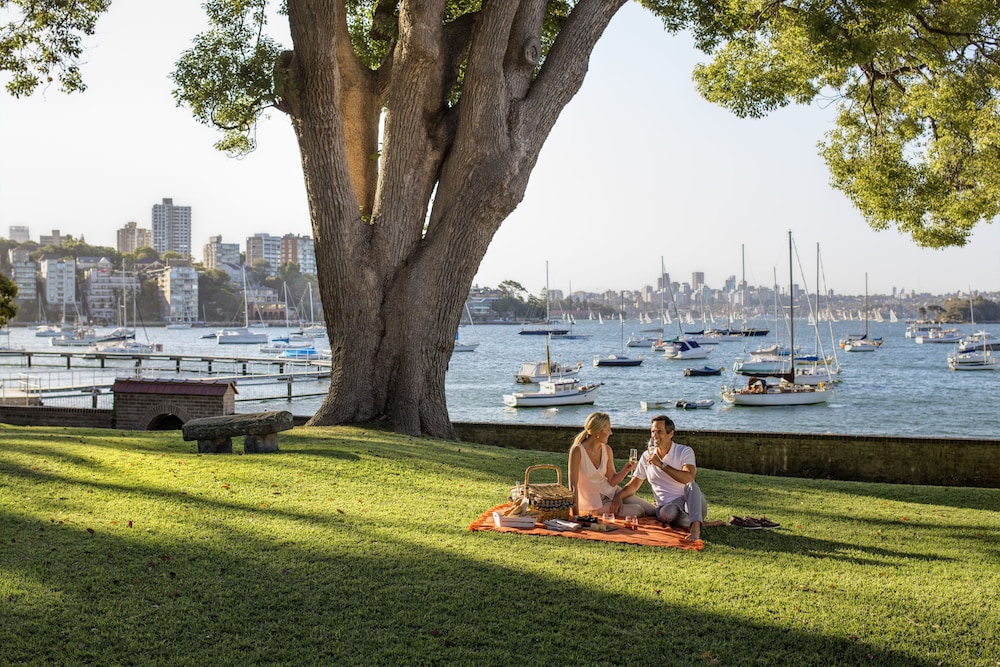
[632,440,696,506]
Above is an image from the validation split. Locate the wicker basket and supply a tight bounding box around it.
[518,464,574,521]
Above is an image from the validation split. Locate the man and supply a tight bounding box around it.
[611,415,709,541]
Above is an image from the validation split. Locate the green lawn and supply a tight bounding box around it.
[1,423,997,666]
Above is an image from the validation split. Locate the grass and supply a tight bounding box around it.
[1,423,998,666]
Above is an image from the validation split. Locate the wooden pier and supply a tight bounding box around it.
[0,348,328,375]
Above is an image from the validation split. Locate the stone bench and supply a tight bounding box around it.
[182,411,294,453]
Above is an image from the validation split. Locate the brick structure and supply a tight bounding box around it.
[112,379,236,431]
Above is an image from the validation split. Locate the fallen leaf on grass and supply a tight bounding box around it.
[336,509,344,514]
[86,528,95,535]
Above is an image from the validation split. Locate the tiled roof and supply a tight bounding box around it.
[111,378,237,396]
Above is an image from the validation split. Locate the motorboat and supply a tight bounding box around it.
[502,377,602,407]
[515,360,583,383]
[675,398,714,409]
[217,327,268,345]
[35,322,76,338]
[593,353,643,367]
[915,329,962,344]
[626,334,660,348]
[50,327,100,347]
[905,322,940,338]
[957,331,999,353]
[88,340,162,354]
[683,366,723,377]
[639,400,673,411]
[663,339,710,360]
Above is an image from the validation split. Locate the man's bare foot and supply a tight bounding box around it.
[684,521,702,541]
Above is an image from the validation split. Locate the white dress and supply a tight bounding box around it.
[575,444,618,513]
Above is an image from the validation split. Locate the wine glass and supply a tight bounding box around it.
[628,448,638,465]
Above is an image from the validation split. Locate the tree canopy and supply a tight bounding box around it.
[3,0,998,435]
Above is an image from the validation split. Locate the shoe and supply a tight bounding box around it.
[757,516,780,529]
[729,515,762,529]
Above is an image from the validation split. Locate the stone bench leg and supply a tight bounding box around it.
[198,437,233,454]
[244,433,279,454]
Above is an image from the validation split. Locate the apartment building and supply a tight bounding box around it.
[84,260,140,325]
[117,221,154,253]
[149,264,200,324]
[280,234,317,275]
[41,257,76,307]
[152,198,192,257]
[203,235,241,271]
[7,246,37,303]
[245,233,282,275]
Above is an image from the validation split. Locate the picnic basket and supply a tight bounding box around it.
[516,464,574,521]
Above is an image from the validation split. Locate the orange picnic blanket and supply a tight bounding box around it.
[468,503,704,551]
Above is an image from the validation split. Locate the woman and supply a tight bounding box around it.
[567,412,643,518]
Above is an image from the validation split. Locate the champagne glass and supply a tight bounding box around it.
[628,448,638,465]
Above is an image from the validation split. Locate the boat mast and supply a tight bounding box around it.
[788,231,795,382]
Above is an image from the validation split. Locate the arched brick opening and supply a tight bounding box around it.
[136,402,194,431]
[147,413,185,431]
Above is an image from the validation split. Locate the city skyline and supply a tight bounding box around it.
[1,2,997,299]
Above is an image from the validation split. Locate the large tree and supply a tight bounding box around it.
[3,1,998,437]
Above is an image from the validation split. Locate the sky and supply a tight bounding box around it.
[1,2,997,299]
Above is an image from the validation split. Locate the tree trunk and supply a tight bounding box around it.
[286,0,626,438]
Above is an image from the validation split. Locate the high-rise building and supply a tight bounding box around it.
[117,221,154,254]
[151,198,192,257]
[203,235,241,271]
[246,233,282,274]
[8,226,30,243]
[280,234,317,275]
[692,272,705,290]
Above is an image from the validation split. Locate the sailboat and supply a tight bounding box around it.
[218,267,268,344]
[594,293,643,367]
[551,282,591,340]
[948,293,998,370]
[843,274,881,352]
[504,336,601,406]
[721,232,832,406]
[301,283,327,338]
[519,262,569,336]
[453,303,480,352]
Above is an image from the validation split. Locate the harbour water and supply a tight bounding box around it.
[2,319,997,439]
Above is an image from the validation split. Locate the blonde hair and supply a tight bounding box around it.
[572,412,610,447]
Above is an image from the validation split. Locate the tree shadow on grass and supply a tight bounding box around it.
[0,505,951,667]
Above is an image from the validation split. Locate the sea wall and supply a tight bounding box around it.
[0,405,115,429]
[453,422,1000,488]
[2,405,996,488]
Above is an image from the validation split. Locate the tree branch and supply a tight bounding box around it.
[519,0,626,140]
